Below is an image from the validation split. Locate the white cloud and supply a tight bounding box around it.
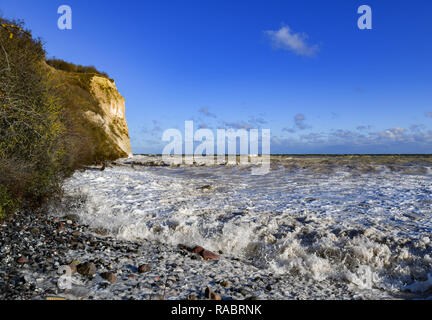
[294,113,310,130]
[379,127,406,140]
[356,125,373,131]
[426,112,432,118]
[282,127,296,133]
[223,121,253,130]
[199,107,217,118]
[265,26,319,57]
[282,125,432,146]
[282,113,311,132]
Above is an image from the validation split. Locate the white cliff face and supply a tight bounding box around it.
[84,76,132,157]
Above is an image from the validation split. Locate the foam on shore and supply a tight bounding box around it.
[58,155,432,298]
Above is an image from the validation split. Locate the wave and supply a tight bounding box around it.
[54,155,432,298]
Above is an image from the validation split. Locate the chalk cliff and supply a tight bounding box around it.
[45,63,132,162]
[84,76,132,157]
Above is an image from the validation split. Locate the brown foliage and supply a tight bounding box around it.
[46,58,111,80]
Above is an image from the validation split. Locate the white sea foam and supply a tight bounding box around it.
[58,156,432,298]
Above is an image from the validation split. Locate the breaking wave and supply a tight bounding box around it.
[56,155,432,298]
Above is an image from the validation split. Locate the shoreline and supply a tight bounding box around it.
[0,210,383,300]
[3,155,432,301]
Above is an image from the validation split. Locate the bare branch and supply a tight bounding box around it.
[0,41,10,72]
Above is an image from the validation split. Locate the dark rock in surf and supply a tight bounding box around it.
[191,246,205,254]
[201,250,220,260]
[191,246,220,260]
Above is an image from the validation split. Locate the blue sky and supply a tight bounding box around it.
[1,0,432,154]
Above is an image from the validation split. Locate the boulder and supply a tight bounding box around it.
[138,264,151,273]
[77,262,96,276]
[205,287,222,300]
[100,272,117,283]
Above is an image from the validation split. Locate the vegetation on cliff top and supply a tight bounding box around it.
[0,18,126,219]
[46,58,113,81]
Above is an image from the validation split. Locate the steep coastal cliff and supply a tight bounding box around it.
[45,63,132,161]
[84,76,132,158]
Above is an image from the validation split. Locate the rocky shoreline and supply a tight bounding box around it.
[0,208,389,300]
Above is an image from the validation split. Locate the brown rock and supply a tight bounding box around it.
[201,249,220,260]
[17,256,28,264]
[77,262,96,276]
[220,280,230,288]
[71,241,84,249]
[55,237,65,244]
[93,228,108,236]
[101,272,117,283]
[68,263,77,274]
[205,287,222,300]
[191,246,204,254]
[190,246,219,260]
[64,214,79,222]
[138,264,151,273]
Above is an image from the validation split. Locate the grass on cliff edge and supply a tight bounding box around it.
[46,57,112,81]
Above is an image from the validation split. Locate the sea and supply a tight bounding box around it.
[60,155,432,298]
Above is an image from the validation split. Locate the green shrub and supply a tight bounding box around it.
[0,18,125,217]
[46,57,112,80]
[0,18,66,212]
